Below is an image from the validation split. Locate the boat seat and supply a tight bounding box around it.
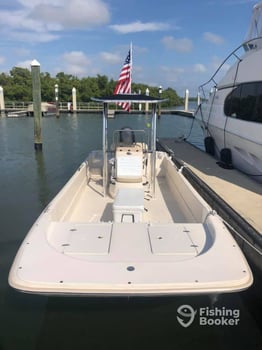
[115,146,143,183]
[113,188,144,223]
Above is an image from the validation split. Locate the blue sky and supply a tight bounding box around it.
[0,0,259,96]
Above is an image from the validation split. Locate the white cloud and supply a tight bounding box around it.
[0,0,110,44]
[15,60,33,69]
[0,9,60,33]
[161,36,193,53]
[110,21,170,34]
[62,51,92,76]
[193,63,207,73]
[160,66,186,84]
[10,31,60,43]
[161,66,185,74]
[203,32,225,45]
[29,0,110,29]
[210,55,230,71]
[13,47,31,57]
[100,52,122,65]
[63,51,91,65]
[0,56,6,65]
[18,0,64,8]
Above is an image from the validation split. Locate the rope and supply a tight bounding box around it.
[222,218,262,256]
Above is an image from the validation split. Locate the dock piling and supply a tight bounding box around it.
[55,84,60,118]
[0,86,5,117]
[184,89,189,111]
[72,87,77,112]
[197,91,201,106]
[158,85,162,119]
[31,60,42,151]
[145,88,149,113]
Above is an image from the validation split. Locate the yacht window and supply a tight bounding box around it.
[224,86,241,118]
[224,81,262,123]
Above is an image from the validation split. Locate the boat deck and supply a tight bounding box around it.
[65,175,194,224]
[158,139,262,234]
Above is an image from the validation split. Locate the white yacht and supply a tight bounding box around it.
[195,2,262,183]
[27,102,56,117]
[8,95,252,296]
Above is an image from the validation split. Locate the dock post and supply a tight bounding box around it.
[72,87,77,112]
[138,89,142,111]
[158,85,162,119]
[197,91,201,106]
[31,60,42,151]
[55,84,60,118]
[184,89,189,111]
[0,86,5,117]
[145,88,149,113]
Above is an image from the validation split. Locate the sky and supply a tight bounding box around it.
[0,0,259,96]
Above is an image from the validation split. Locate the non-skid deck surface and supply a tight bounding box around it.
[49,221,203,261]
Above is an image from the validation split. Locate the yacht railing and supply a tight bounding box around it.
[198,36,262,100]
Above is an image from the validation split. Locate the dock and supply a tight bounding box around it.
[158,138,262,269]
[2,101,195,118]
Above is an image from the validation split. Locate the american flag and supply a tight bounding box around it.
[114,48,132,111]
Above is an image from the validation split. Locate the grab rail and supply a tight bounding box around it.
[198,36,262,99]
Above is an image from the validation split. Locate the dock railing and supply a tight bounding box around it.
[3,101,194,116]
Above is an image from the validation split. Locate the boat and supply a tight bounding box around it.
[195,2,262,183]
[27,102,56,117]
[8,94,253,296]
[7,110,28,118]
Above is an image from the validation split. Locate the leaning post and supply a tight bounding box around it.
[31,59,42,151]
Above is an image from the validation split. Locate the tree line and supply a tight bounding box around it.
[0,67,183,107]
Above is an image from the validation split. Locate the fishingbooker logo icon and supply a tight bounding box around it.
[176,305,197,328]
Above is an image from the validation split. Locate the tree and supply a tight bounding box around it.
[1,66,184,107]
[8,67,32,100]
[41,72,56,101]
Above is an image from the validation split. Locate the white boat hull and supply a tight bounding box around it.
[9,152,252,296]
[196,4,262,182]
[200,98,262,179]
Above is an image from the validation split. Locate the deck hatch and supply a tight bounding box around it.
[148,224,201,256]
[64,224,112,255]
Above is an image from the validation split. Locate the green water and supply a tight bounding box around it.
[0,113,261,350]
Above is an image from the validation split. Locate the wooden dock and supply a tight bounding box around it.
[158,138,262,269]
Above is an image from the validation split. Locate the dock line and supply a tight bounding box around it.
[222,219,262,256]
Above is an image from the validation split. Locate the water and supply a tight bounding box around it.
[0,113,261,350]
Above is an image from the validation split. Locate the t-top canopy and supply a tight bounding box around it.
[92,93,167,104]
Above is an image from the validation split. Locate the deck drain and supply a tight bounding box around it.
[127,266,135,271]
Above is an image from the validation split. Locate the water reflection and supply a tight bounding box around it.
[35,151,50,208]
